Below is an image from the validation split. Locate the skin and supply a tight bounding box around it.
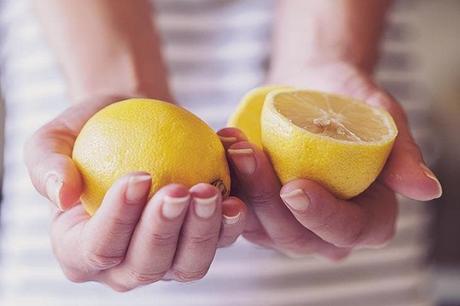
[26,0,248,291]
[217,0,442,259]
[24,0,442,290]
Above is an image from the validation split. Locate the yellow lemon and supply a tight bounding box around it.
[227,86,290,147]
[261,89,397,199]
[73,98,230,215]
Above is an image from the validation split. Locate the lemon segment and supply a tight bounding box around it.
[73,99,230,215]
[228,86,290,147]
[261,90,397,199]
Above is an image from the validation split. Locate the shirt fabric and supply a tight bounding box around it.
[0,0,435,305]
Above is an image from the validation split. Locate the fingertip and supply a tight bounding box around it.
[383,162,443,201]
[189,183,220,199]
[218,128,248,149]
[44,155,83,211]
[222,196,247,224]
[157,183,190,199]
[419,163,443,199]
[280,179,336,203]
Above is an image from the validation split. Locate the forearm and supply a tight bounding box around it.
[270,0,392,79]
[34,0,171,103]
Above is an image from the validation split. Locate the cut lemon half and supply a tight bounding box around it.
[228,85,290,147]
[262,89,398,199]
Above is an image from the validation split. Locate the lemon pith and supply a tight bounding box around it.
[72,99,230,215]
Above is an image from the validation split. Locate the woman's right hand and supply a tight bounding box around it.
[24,100,247,291]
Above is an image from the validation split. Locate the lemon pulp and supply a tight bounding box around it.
[261,89,397,199]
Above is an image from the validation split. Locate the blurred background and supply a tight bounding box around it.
[0,0,458,305]
[380,0,460,305]
[416,1,460,305]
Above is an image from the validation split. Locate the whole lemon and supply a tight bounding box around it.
[72,98,230,215]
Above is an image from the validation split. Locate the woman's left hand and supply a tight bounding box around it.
[218,62,442,260]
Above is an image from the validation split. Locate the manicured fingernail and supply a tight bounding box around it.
[228,148,256,175]
[223,202,241,225]
[45,173,63,210]
[420,163,443,198]
[162,194,190,220]
[223,212,241,225]
[125,174,151,203]
[194,194,218,219]
[280,189,310,211]
[219,135,238,144]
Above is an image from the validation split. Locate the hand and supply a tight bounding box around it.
[24,99,247,291]
[218,62,442,260]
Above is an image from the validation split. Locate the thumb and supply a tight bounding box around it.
[24,101,109,210]
[24,120,83,210]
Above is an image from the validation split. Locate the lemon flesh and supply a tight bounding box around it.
[228,86,290,147]
[262,90,398,199]
[73,99,230,215]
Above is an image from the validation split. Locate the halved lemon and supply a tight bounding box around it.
[261,89,398,199]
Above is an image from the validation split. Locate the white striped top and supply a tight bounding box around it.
[0,0,436,305]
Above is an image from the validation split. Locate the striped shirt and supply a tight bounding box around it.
[0,0,436,305]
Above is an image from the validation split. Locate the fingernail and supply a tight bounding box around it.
[222,202,241,225]
[228,148,256,175]
[420,163,443,198]
[125,174,151,203]
[223,212,241,225]
[280,189,310,211]
[219,135,237,144]
[45,173,63,210]
[194,194,218,219]
[162,194,190,220]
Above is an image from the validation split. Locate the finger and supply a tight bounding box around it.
[366,91,442,201]
[280,179,398,248]
[315,71,443,201]
[217,196,247,248]
[81,172,151,272]
[24,100,111,210]
[227,141,344,257]
[168,183,222,282]
[217,127,248,150]
[218,130,274,248]
[102,184,190,291]
[50,204,95,283]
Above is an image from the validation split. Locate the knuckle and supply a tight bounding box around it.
[108,282,134,293]
[273,232,312,253]
[150,232,177,247]
[248,188,280,209]
[84,251,123,270]
[184,231,218,248]
[62,268,91,283]
[111,216,136,229]
[126,269,166,285]
[171,268,208,282]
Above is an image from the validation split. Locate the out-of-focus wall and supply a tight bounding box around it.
[413,0,460,264]
[412,0,460,304]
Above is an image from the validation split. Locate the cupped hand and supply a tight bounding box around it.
[24,99,247,291]
[218,62,442,260]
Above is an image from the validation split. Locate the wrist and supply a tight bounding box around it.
[267,59,373,85]
[70,79,175,106]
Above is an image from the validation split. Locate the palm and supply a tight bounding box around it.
[219,62,441,259]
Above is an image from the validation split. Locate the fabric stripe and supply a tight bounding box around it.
[0,0,435,305]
